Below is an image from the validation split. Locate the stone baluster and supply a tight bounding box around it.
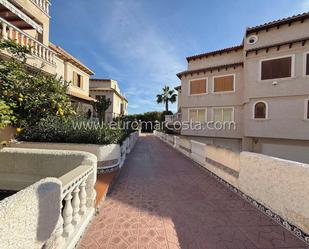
[8,27,13,39]
[38,45,42,58]
[20,33,24,46]
[79,180,87,216]
[72,186,81,226]
[2,22,7,39]
[63,191,74,238]
[25,37,29,48]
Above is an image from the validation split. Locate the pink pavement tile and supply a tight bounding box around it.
[78,135,309,249]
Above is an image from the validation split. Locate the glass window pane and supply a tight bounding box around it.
[213,109,222,122]
[223,108,233,121]
[189,110,197,121]
[197,110,205,122]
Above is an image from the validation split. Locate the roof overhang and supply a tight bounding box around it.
[177,62,244,79]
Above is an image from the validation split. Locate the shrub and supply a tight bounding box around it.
[0,101,14,129]
[17,116,129,145]
[0,40,75,128]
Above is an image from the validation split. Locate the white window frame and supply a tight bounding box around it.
[259,54,295,81]
[188,77,208,96]
[211,107,235,122]
[212,73,236,94]
[252,100,269,120]
[188,108,207,123]
[304,99,309,120]
[304,51,309,77]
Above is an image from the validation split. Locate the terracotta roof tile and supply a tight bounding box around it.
[177,62,243,79]
[49,43,94,75]
[186,45,243,62]
[246,11,309,35]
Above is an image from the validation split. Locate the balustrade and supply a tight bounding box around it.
[0,16,56,65]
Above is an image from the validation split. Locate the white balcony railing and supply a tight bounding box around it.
[47,165,96,249]
[30,0,50,15]
[165,113,182,124]
[0,16,56,65]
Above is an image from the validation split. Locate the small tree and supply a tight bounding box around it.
[91,96,112,123]
[0,40,75,128]
[156,86,177,112]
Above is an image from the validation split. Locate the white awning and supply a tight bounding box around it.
[0,0,43,33]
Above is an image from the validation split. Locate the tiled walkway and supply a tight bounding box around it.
[78,135,309,249]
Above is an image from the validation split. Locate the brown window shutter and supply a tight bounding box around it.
[254,102,266,119]
[261,57,292,80]
[306,53,309,75]
[190,79,207,94]
[307,100,309,119]
[214,75,234,92]
[73,72,77,85]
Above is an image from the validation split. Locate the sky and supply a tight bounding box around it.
[50,0,309,114]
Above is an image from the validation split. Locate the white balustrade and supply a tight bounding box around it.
[0,16,56,65]
[31,0,50,15]
[46,166,96,249]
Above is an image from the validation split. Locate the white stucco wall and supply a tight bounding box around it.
[0,178,62,249]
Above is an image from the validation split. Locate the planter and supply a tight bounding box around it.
[11,141,121,174]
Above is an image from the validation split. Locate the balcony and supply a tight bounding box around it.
[30,0,50,16]
[0,16,56,66]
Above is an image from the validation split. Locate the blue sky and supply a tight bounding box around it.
[50,0,309,114]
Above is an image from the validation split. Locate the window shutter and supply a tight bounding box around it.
[190,79,207,94]
[307,100,309,119]
[306,53,309,75]
[214,75,234,92]
[261,57,292,80]
[73,72,77,85]
[254,102,266,119]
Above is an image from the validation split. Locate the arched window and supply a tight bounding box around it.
[254,101,267,119]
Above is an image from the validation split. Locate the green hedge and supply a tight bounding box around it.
[17,116,130,145]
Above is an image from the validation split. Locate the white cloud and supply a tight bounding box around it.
[94,0,185,113]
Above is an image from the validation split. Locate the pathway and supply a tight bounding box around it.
[78,134,309,249]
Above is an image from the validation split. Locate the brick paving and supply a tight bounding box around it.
[78,134,309,249]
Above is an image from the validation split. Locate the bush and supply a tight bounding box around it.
[0,40,75,127]
[0,101,14,129]
[17,116,130,145]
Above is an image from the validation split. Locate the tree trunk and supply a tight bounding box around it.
[165,100,168,112]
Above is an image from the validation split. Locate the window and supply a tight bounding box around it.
[73,71,83,87]
[212,107,234,122]
[261,56,293,80]
[213,74,235,93]
[189,109,206,122]
[254,101,267,119]
[190,78,207,95]
[305,52,309,75]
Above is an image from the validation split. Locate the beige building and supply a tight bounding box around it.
[89,79,128,122]
[176,12,309,163]
[0,0,95,112]
[50,43,95,112]
[0,0,56,74]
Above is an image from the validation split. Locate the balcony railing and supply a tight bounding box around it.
[30,0,50,15]
[165,113,182,123]
[0,16,56,65]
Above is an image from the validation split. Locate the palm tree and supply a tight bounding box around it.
[156,86,177,112]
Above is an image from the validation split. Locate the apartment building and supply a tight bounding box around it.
[50,43,95,112]
[89,79,128,122]
[176,12,309,163]
[0,0,56,73]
